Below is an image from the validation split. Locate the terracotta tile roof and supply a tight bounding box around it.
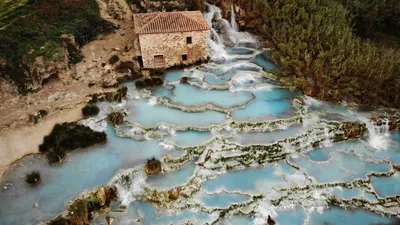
[134,11,210,34]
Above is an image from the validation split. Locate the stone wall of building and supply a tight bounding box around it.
[138,30,208,68]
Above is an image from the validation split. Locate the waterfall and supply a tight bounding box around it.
[231,5,239,32]
[113,169,147,206]
[204,3,258,61]
[361,117,390,150]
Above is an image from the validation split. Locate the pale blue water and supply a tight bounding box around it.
[232,99,295,121]
[165,130,213,147]
[0,126,168,225]
[202,162,295,193]
[251,53,278,71]
[332,187,362,199]
[371,172,400,197]
[155,83,254,108]
[199,192,250,208]
[290,150,391,183]
[204,72,229,86]
[308,207,397,225]
[165,70,184,82]
[146,162,196,189]
[125,99,227,127]
[276,207,305,225]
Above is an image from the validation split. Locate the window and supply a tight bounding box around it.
[153,55,164,67]
[186,37,192,44]
[182,54,188,61]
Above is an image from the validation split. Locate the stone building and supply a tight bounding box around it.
[134,11,210,69]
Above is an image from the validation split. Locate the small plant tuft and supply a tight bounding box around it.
[145,157,161,175]
[25,170,41,186]
[107,111,125,125]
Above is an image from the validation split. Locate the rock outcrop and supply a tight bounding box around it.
[342,121,367,139]
[47,185,117,225]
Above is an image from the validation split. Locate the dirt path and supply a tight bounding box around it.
[0,0,137,178]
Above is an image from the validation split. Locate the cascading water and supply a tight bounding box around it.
[361,117,390,150]
[204,2,257,61]
[230,5,239,32]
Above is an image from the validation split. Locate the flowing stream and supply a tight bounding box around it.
[1,4,400,225]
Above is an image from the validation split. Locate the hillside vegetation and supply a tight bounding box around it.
[243,0,400,107]
[0,0,114,91]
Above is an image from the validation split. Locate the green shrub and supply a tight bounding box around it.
[28,109,48,124]
[135,80,145,89]
[109,55,119,64]
[146,157,161,171]
[244,0,400,107]
[39,122,107,164]
[152,77,164,86]
[107,111,124,125]
[82,104,100,117]
[144,78,153,87]
[25,170,41,186]
[180,77,189,83]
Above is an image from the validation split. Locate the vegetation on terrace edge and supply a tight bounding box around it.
[241,0,400,108]
[145,157,161,175]
[39,122,107,164]
[0,0,115,91]
[48,185,117,225]
[107,111,125,125]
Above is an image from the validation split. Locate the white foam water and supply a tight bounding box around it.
[114,169,147,206]
[361,117,390,150]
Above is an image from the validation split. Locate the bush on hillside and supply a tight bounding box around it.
[109,55,119,65]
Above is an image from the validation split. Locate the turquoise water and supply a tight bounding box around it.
[198,192,250,208]
[202,162,295,193]
[251,53,278,71]
[204,72,229,86]
[290,150,391,183]
[0,126,168,225]
[165,130,213,147]
[125,98,227,127]
[155,83,254,108]
[371,172,400,197]
[232,99,295,121]
[146,162,196,189]
[308,207,397,225]
[276,207,305,225]
[332,187,362,199]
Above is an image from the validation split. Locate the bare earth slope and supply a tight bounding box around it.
[0,0,137,178]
